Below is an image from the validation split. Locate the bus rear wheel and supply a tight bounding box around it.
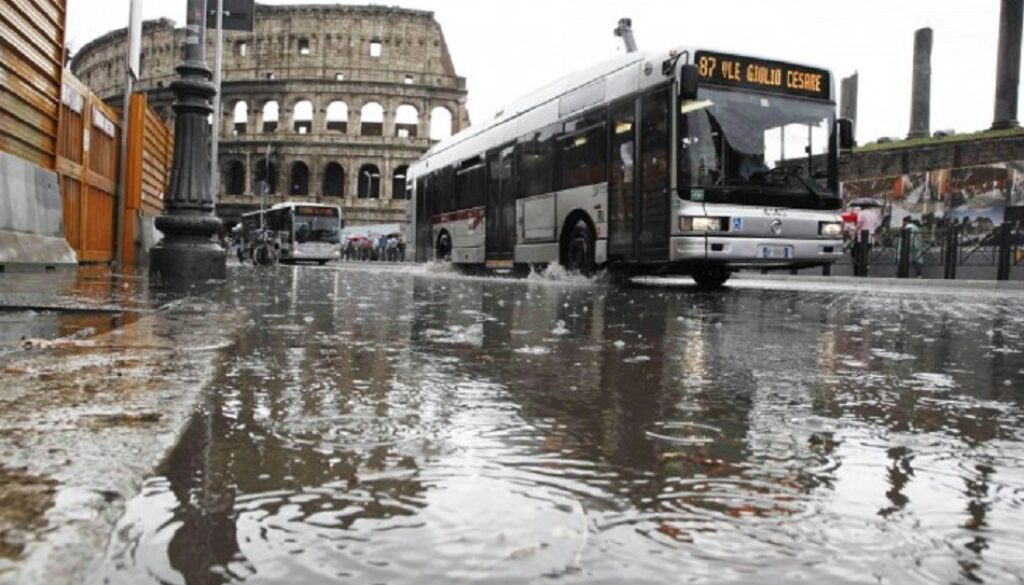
[692,267,731,290]
[564,220,595,276]
[435,232,452,262]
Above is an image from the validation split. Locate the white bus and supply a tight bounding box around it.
[239,202,342,265]
[406,48,854,287]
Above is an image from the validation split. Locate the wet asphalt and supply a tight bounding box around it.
[71,263,1024,584]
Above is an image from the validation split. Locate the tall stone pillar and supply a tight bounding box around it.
[149,0,227,283]
[908,28,933,139]
[993,0,1024,130]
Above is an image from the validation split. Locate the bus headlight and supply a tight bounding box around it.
[819,222,842,237]
[680,216,727,231]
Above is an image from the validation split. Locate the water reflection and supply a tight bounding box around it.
[98,268,1024,584]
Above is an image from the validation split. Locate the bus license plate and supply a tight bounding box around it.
[759,245,793,259]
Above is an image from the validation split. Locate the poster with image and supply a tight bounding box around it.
[1008,161,1024,207]
[945,165,1008,230]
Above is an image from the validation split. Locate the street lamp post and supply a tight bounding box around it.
[149,0,227,283]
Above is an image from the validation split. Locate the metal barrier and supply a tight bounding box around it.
[846,222,1022,281]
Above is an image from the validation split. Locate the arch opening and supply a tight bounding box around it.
[290,161,310,196]
[233,101,248,135]
[429,106,453,141]
[392,165,409,199]
[254,159,278,194]
[360,102,384,137]
[262,101,279,133]
[225,160,245,195]
[293,100,313,134]
[323,163,345,198]
[358,164,381,198]
[326,101,348,133]
[395,105,419,138]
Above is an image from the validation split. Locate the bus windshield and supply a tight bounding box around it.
[294,214,341,244]
[680,87,836,205]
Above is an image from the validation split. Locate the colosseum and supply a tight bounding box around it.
[70,3,470,226]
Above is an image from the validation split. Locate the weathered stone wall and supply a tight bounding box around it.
[70,4,470,226]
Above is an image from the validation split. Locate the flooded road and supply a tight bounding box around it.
[97,265,1024,584]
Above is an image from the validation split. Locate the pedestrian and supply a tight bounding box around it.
[898,216,924,277]
[386,234,398,261]
[361,237,372,261]
[851,204,881,275]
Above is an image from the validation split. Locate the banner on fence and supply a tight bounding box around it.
[842,162,1024,238]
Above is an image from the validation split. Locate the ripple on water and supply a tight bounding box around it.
[645,421,723,446]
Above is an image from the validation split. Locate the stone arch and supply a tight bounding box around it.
[429,106,453,141]
[323,162,345,198]
[254,158,278,195]
[290,161,310,196]
[232,101,248,135]
[357,163,381,198]
[262,100,279,133]
[392,165,409,199]
[395,104,419,138]
[292,100,313,134]
[326,101,348,133]
[224,159,245,195]
[360,101,384,137]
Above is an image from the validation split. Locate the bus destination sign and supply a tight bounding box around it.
[297,206,339,217]
[694,51,831,100]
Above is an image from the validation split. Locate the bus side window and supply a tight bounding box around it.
[557,111,607,190]
[515,123,557,198]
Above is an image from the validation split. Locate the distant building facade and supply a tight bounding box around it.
[70,3,470,226]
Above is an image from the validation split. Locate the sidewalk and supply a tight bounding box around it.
[733,270,1024,292]
[0,267,245,585]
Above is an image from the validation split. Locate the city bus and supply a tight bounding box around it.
[406,48,854,287]
[239,202,342,265]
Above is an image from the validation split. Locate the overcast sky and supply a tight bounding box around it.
[66,0,1013,143]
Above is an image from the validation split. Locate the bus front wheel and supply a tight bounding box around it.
[436,232,452,262]
[692,267,731,290]
[564,220,595,276]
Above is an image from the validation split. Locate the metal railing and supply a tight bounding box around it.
[846,221,1022,281]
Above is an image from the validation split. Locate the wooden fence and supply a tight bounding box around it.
[56,73,121,263]
[122,92,172,266]
[0,0,67,171]
[56,75,171,265]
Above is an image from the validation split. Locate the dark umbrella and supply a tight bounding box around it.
[848,197,884,208]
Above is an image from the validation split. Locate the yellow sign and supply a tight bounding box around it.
[695,51,830,99]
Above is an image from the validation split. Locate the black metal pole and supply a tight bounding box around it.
[149,0,226,283]
[897,227,911,278]
[944,224,959,280]
[855,229,870,277]
[997,222,1013,281]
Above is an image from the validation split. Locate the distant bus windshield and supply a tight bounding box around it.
[679,87,836,207]
[294,214,341,244]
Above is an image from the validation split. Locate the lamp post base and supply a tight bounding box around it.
[150,237,227,283]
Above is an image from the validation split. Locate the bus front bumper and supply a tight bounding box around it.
[670,236,845,267]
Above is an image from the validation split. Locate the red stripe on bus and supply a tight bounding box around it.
[431,207,485,225]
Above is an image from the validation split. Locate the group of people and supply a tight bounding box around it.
[342,233,406,262]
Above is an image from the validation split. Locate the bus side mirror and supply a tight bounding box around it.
[680,64,699,100]
[837,118,856,150]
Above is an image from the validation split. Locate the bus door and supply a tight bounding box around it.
[608,100,639,261]
[485,145,515,262]
[638,88,671,261]
[415,176,432,262]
